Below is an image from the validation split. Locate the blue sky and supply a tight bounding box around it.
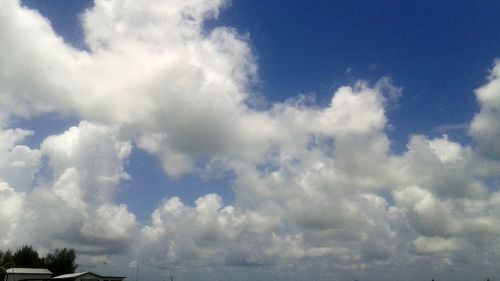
[2,0,500,280]
[218,1,499,141]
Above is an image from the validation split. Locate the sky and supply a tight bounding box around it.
[1,0,500,280]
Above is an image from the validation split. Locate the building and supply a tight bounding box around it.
[1,269,125,281]
[51,272,125,281]
[3,268,52,281]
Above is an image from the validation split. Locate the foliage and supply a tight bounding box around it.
[0,249,15,281]
[13,245,42,268]
[44,248,78,276]
[0,245,78,277]
[0,249,14,267]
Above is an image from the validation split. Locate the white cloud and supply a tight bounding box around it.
[41,121,132,196]
[137,81,404,268]
[470,60,500,160]
[0,121,137,255]
[0,128,41,192]
[0,0,86,123]
[0,181,25,248]
[81,204,137,243]
[413,236,460,255]
[394,135,488,199]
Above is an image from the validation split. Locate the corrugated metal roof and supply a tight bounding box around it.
[52,271,125,280]
[52,272,90,279]
[5,268,52,275]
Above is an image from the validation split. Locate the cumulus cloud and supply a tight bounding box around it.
[136,82,407,268]
[0,181,25,248]
[1,0,500,279]
[0,121,137,255]
[0,128,41,192]
[470,60,500,160]
[31,122,136,254]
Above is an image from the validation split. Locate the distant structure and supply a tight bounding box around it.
[52,272,125,281]
[2,269,125,281]
[3,268,52,281]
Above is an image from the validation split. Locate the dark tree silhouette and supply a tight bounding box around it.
[0,249,14,267]
[0,249,14,281]
[44,248,78,276]
[13,245,43,268]
[0,246,78,277]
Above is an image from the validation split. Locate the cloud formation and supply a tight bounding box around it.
[470,61,500,160]
[1,0,500,279]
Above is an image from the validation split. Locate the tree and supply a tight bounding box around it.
[0,249,14,281]
[44,248,78,276]
[13,245,43,268]
[0,246,78,276]
[0,249,14,267]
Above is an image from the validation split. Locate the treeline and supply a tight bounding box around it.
[0,245,77,276]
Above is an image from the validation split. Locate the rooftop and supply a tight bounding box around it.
[5,268,52,275]
[52,272,91,279]
[52,272,124,280]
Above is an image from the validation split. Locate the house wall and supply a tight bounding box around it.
[6,273,51,281]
